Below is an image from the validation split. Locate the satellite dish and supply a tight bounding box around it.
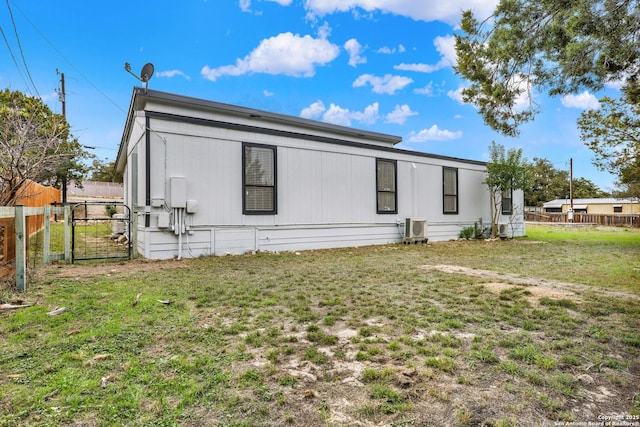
[140,63,154,83]
[124,61,155,91]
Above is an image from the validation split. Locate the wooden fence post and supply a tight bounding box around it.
[14,205,26,292]
[43,205,51,264]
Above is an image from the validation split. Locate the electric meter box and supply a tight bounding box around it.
[168,177,187,208]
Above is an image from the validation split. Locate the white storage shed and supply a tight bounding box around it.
[115,88,523,259]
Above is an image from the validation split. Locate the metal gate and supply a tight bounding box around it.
[71,202,131,263]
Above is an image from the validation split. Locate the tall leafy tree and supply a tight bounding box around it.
[526,157,608,205]
[455,0,640,137]
[573,178,609,199]
[89,158,123,183]
[485,142,532,237]
[527,158,566,206]
[577,96,640,198]
[0,89,89,205]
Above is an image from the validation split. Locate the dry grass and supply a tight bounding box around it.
[1,225,639,426]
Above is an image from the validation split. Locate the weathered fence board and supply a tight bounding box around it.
[0,217,16,280]
[15,180,61,237]
[525,211,639,227]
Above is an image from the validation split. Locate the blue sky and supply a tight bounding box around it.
[0,0,622,191]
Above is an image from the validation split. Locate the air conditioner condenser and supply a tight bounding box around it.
[404,218,428,244]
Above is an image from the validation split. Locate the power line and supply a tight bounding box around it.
[0,23,33,95]
[8,0,126,114]
[6,0,40,97]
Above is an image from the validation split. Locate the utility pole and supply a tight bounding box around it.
[57,70,67,203]
[57,69,66,117]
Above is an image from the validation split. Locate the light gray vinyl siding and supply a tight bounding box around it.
[279,149,374,225]
[117,89,524,259]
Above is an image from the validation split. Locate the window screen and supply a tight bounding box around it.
[377,159,397,213]
[243,143,277,214]
[443,167,458,214]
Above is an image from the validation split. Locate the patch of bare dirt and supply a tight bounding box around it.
[418,264,640,301]
[44,258,190,280]
[483,281,577,305]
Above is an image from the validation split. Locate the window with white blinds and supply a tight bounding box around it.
[443,167,458,214]
[243,143,277,214]
[376,159,397,213]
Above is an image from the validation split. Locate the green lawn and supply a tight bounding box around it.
[1,225,639,426]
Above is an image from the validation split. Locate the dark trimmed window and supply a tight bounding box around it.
[243,143,277,214]
[376,159,397,213]
[443,167,458,214]
[613,205,622,213]
[501,188,513,215]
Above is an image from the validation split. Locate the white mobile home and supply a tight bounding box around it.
[115,88,523,259]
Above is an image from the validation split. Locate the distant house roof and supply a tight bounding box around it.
[543,200,564,209]
[543,198,638,208]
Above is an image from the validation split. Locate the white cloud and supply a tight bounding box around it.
[352,73,413,95]
[300,100,327,119]
[263,89,274,97]
[351,102,379,124]
[414,81,434,96]
[323,104,353,126]
[434,35,457,67]
[201,32,339,81]
[242,0,290,13]
[394,35,456,73]
[344,38,367,67]
[317,21,332,39]
[156,69,191,81]
[604,67,640,90]
[605,79,625,90]
[303,0,498,25]
[510,75,534,110]
[447,86,465,103]
[394,63,441,73]
[385,104,417,125]
[561,91,600,110]
[300,100,379,126]
[408,125,462,142]
[377,44,406,55]
[240,0,251,12]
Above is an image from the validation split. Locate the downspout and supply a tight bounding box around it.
[145,116,151,228]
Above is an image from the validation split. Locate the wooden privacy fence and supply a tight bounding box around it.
[0,217,17,280]
[15,180,62,236]
[1,180,61,285]
[525,211,639,227]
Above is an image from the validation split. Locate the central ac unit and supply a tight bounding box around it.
[404,218,428,244]
[498,223,509,239]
